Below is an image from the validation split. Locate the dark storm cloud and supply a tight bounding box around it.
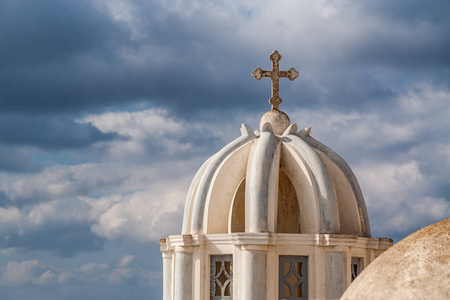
[0,146,41,172]
[292,67,397,109]
[362,0,450,24]
[0,114,119,150]
[1,0,447,118]
[0,0,211,113]
[0,0,127,113]
[0,0,121,67]
[0,0,299,115]
[2,222,105,257]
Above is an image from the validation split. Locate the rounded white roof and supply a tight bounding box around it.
[182,110,371,236]
[341,218,450,300]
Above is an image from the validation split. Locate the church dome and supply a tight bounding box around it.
[341,218,450,300]
[181,111,371,237]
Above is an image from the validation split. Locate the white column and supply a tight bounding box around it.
[241,247,266,299]
[162,251,173,300]
[174,250,193,300]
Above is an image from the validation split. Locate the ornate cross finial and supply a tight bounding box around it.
[252,50,299,110]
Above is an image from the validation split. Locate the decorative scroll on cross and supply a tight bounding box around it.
[252,50,299,110]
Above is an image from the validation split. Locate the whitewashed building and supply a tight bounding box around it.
[160,51,392,300]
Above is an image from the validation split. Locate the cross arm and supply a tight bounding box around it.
[252,67,273,80]
[279,68,299,81]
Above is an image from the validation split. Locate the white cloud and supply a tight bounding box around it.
[117,255,134,268]
[0,163,193,247]
[34,269,58,285]
[0,260,43,286]
[0,256,158,288]
[108,268,134,284]
[91,184,187,242]
[289,83,450,154]
[79,262,109,274]
[1,108,229,251]
[94,0,148,40]
[286,83,450,239]
[79,108,234,159]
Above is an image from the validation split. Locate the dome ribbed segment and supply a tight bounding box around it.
[182,122,371,237]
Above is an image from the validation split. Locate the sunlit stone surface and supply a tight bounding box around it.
[341,218,450,300]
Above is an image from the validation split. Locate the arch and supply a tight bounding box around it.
[229,177,246,233]
[279,143,320,233]
[301,134,371,237]
[317,152,361,235]
[277,170,301,233]
[182,156,212,234]
[281,134,340,233]
[204,141,253,233]
[190,125,256,234]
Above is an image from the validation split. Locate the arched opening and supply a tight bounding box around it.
[230,178,245,233]
[277,170,301,233]
[316,152,361,235]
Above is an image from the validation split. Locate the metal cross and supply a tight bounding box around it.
[252,50,299,110]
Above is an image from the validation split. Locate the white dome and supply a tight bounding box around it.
[181,112,371,237]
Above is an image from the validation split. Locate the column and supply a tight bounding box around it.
[162,251,173,300]
[241,246,266,299]
[174,250,193,300]
[326,252,347,299]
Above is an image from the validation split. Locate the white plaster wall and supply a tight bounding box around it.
[161,233,392,300]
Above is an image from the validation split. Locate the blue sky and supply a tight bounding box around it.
[0,0,449,299]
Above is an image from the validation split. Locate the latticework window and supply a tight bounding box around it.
[351,257,362,282]
[210,255,233,299]
[279,255,308,300]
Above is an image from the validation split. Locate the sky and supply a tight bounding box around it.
[0,0,449,299]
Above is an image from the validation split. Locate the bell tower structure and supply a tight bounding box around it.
[160,51,392,300]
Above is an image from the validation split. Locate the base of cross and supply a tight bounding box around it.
[269,97,282,110]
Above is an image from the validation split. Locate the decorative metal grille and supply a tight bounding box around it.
[351,257,361,282]
[279,255,308,300]
[210,255,233,299]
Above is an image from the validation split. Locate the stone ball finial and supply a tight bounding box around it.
[260,109,290,136]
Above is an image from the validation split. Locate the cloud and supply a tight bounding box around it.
[0,255,158,288]
[290,83,450,161]
[0,0,120,67]
[2,0,447,117]
[0,164,127,207]
[0,146,41,173]
[91,188,185,242]
[0,1,449,299]
[0,206,105,256]
[117,255,134,268]
[356,161,449,240]
[0,159,196,255]
[0,107,233,255]
[1,82,448,255]
[79,108,238,160]
[285,83,450,241]
[0,260,44,286]
[0,114,120,151]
